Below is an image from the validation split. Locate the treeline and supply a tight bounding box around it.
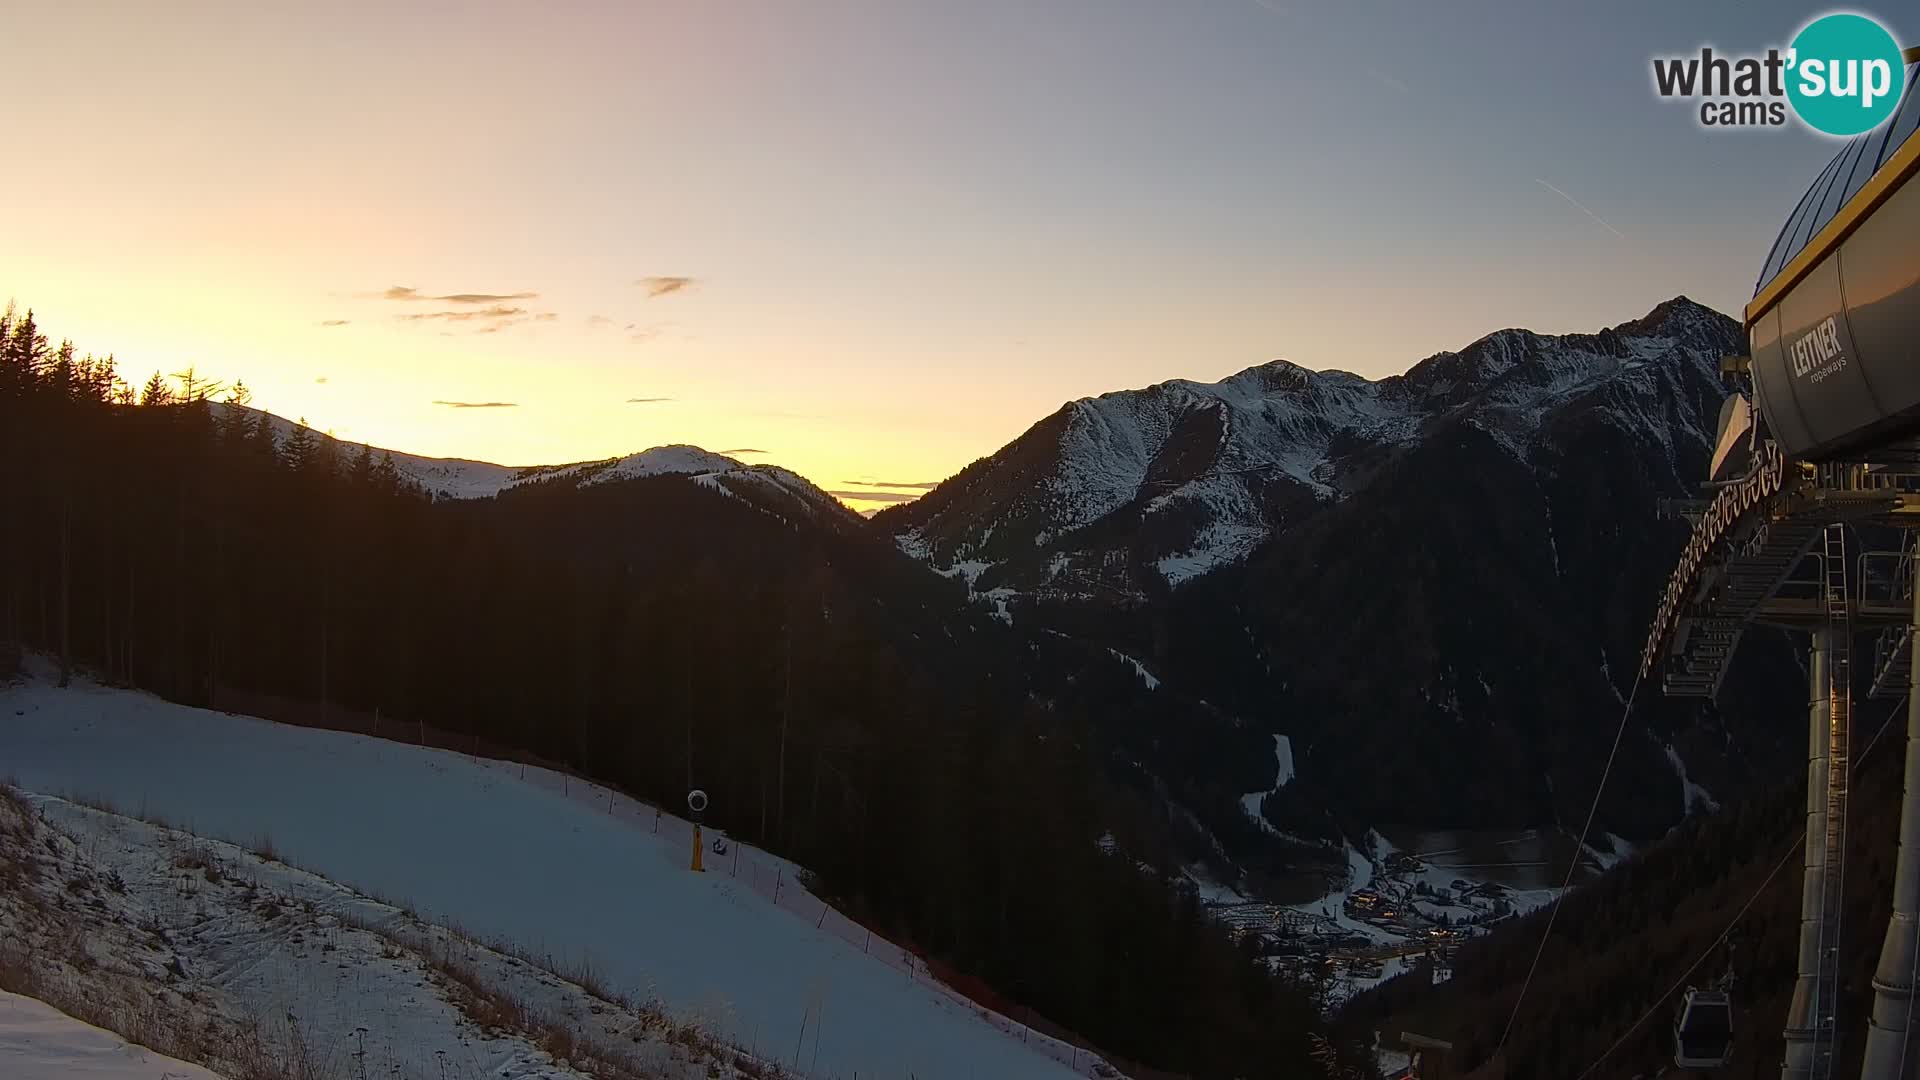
[0,305,1328,1078]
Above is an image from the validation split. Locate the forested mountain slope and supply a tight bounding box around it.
[0,306,1324,1079]
[1341,683,1911,1078]
[885,298,1805,854]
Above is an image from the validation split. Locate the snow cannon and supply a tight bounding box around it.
[687,789,709,872]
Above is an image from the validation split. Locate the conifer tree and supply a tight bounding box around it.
[283,419,317,473]
[139,371,173,407]
[218,382,253,448]
[49,341,75,399]
[373,450,400,493]
[252,409,278,463]
[5,309,46,393]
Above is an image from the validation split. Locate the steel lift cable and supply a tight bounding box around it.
[1495,669,1645,1057]
[1571,694,1909,1080]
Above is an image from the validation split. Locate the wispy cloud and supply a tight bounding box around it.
[721,447,769,455]
[586,314,615,327]
[376,286,538,303]
[637,276,695,298]
[827,489,922,504]
[398,305,527,322]
[318,319,351,327]
[625,396,674,404]
[432,400,518,409]
[841,479,939,490]
[315,376,329,385]
[1534,178,1625,239]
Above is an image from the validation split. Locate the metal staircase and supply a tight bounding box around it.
[1663,519,1824,697]
[1869,535,1917,699]
[1870,625,1913,699]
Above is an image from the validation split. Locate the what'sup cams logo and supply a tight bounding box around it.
[1652,11,1907,136]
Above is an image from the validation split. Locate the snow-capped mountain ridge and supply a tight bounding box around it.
[222,404,859,527]
[878,297,1737,593]
[398,442,744,498]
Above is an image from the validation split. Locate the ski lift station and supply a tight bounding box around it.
[1641,47,1920,1080]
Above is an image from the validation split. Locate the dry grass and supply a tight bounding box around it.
[0,792,345,1080]
[0,939,44,999]
[423,939,530,1034]
[65,790,121,817]
[0,778,31,819]
[171,841,225,884]
[0,783,47,913]
[370,917,793,1080]
[6,789,795,1080]
[3,953,254,1077]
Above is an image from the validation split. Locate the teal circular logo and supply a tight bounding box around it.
[1787,13,1907,136]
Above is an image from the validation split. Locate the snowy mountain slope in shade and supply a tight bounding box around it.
[0,676,1091,1080]
[877,297,1736,593]
[0,991,227,1080]
[1238,735,1295,834]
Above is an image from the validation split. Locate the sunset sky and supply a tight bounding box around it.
[6,0,1864,511]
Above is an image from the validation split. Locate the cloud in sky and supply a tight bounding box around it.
[625,396,674,404]
[827,489,921,504]
[314,376,329,385]
[586,314,615,327]
[637,276,695,298]
[840,479,939,490]
[377,286,538,303]
[398,305,527,322]
[431,400,518,409]
[720,447,769,455]
[318,319,350,327]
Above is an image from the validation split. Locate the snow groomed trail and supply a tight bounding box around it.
[0,675,1095,1080]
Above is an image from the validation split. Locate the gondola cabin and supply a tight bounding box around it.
[1674,988,1734,1070]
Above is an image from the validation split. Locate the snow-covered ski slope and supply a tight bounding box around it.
[0,675,1094,1080]
[0,990,226,1080]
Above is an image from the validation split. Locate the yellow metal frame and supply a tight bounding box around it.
[1747,47,1920,328]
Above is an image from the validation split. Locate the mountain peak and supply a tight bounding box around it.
[884,300,1744,594]
[1612,295,1737,341]
[547,444,744,483]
